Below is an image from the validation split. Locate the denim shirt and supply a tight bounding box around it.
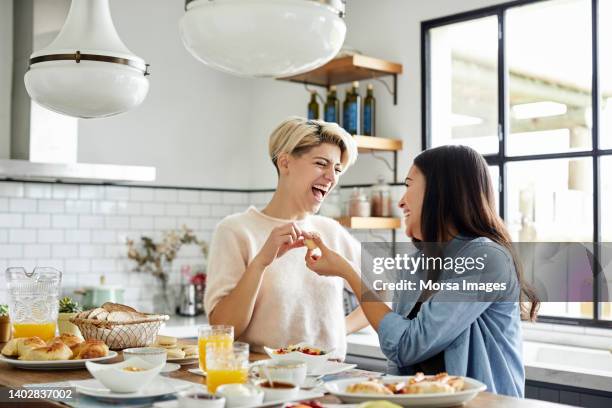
[377,236,525,397]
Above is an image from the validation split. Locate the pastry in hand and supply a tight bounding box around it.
[20,340,73,361]
[304,238,318,250]
[346,381,393,395]
[72,339,109,359]
[1,336,47,357]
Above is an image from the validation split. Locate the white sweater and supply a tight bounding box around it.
[204,206,360,359]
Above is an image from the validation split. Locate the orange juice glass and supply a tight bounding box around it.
[206,341,249,394]
[198,325,233,372]
[12,322,57,341]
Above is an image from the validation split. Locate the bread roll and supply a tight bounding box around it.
[73,339,109,360]
[101,302,139,314]
[20,340,73,361]
[87,308,107,320]
[346,381,393,395]
[48,334,83,352]
[106,311,135,322]
[400,381,455,394]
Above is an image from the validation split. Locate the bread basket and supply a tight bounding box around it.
[70,313,169,350]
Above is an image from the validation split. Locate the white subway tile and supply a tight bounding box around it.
[65,200,92,214]
[7,259,36,269]
[0,213,23,228]
[166,204,189,216]
[35,259,64,271]
[65,259,90,273]
[142,203,164,215]
[38,200,65,213]
[79,244,105,258]
[116,202,141,215]
[65,230,91,243]
[24,184,52,199]
[105,186,130,201]
[92,201,116,215]
[154,189,177,202]
[0,245,23,258]
[38,229,64,243]
[79,215,105,229]
[9,229,37,243]
[189,204,210,217]
[0,230,7,243]
[104,244,125,258]
[200,218,219,229]
[211,205,233,217]
[52,214,78,229]
[177,217,200,230]
[223,192,247,204]
[91,258,116,273]
[24,244,51,258]
[0,198,7,211]
[154,217,177,230]
[92,230,118,244]
[52,244,79,258]
[0,182,24,197]
[60,272,78,287]
[584,327,612,337]
[178,190,200,203]
[105,216,129,229]
[52,184,79,199]
[129,187,154,201]
[200,191,222,203]
[9,198,37,213]
[130,216,154,229]
[79,185,105,200]
[24,214,51,228]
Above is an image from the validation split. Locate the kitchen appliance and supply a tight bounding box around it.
[74,276,124,309]
[177,284,197,316]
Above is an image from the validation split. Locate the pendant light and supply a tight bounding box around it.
[179,0,346,78]
[24,0,150,119]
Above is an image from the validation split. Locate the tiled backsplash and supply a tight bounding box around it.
[0,181,406,311]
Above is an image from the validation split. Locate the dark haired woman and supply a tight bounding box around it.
[305,145,538,397]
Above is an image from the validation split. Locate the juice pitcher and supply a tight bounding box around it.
[6,267,62,340]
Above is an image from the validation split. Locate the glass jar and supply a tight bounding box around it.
[348,188,370,217]
[370,176,392,217]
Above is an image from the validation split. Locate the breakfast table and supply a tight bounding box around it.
[0,340,573,408]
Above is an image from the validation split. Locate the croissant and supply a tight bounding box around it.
[20,340,73,361]
[48,333,83,352]
[1,336,47,357]
[72,339,109,359]
[346,381,393,395]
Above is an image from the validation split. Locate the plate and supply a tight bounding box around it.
[166,356,198,365]
[0,351,118,370]
[161,363,181,373]
[72,376,195,399]
[152,389,324,408]
[324,376,487,407]
[311,360,357,377]
[187,367,205,377]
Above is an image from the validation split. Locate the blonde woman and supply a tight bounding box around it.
[204,117,368,358]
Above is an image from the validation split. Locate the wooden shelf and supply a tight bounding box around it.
[278,55,403,87]
[354,135,403,153]
[336,216,401,230]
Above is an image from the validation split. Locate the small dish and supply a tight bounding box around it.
[263,343,330,375]
[216,383,264,407]
[250,359,307,387]
[123,347,167,366]
[257,380,299,402]
[161,362,181,373]
[85,357,164,393]
[177,390,225,408]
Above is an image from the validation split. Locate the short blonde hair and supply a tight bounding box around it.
[269,117,358,174]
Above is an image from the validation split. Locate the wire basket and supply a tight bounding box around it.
[70,314,170,350]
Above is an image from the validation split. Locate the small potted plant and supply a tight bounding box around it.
[0,304,10,342]
[58,297,83,338]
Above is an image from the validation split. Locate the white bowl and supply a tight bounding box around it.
[123,347,167,366]
[85,357,164,393]
[256,380,299,402]
[263,343,331,375]
[177,391,225,408]
[216,383,264,407]
[250,359,307,387]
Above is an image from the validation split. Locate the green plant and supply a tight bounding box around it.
[59,297,81,313]
[0,304,8,317]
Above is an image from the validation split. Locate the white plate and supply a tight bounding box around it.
[152,389,324,408]
[72,376,195,399]
[310,361,357,377]
[161,363,181,373]
[166,356,198,365]
[187,367,206,377]
[0,351,118,370]
[324,376,487,407]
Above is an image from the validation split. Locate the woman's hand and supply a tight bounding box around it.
[253,222,305,268]
[304,233,354,279]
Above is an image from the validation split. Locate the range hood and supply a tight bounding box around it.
[0,0,155,184]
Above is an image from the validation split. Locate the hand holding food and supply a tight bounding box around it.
[254,222,306,268]
[304,233,354,279]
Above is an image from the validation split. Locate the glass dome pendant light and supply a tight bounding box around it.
[179,0,347,78]
[24,0,150,119]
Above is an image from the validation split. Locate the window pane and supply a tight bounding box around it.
[506,0,592,156]
[506,158,593,242]
[601,157,612,320]
[428,16,499,154]
[488,165,500,214]
[600,0,612,149]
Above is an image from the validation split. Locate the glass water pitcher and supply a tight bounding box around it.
[6,267,62,340]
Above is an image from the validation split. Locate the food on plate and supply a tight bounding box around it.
[123,366,148,372]
[165,347,186,359]
[20,340,72,361]
[304,238,318,250]
[1,336,46,357]
[346,380,393,395]
[181,345,198,358]
[275,344,326,356]
[151,335,197,360]
[346,372,465,396]
[155,334,177,347]
[48,333,83,352]
[357,401,402,408]
[72,339,110,360]
[285,401,324,408]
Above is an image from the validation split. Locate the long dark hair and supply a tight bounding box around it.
[413,145,539,320]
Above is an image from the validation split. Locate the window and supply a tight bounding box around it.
[423,0,611,327]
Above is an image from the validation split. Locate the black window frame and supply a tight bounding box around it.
[421,0,612,328]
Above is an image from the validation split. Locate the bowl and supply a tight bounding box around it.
[85,357,164,393]
[216,383,264,407]
[123,347,167,366]
[263,343,331,375]
[177,391,226,408]
[250,359,307,386]
[257,380,299,402]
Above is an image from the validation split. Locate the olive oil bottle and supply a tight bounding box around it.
[342,81,361,135]
[324,85,340,124]
[363,83,376,136]
[307,90,319,120]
